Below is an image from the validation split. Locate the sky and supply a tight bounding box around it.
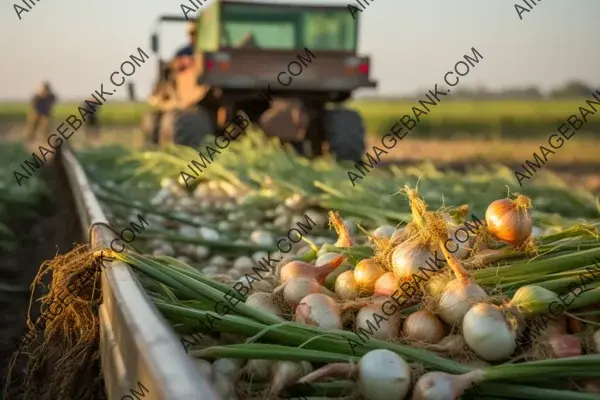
[1,0,599,101]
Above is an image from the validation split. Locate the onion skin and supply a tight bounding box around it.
[335,270,359,300]
[438,279,487,325]
[355,302,402,340]
[548,334,582,358]
[485,196,533,245]
[358,349,411,400]
[295,293,342,329]
[403,310,445,344]
[412,370,485,400]
[390,240,436,280]
[354,258,386,293]
[374,272,401,297]
[280,255,344,284]
[462,303,517,362]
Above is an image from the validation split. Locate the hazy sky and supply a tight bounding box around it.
[1,0,599,101]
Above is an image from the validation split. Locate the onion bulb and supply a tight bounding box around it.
[358,349,411,400]
[244,359,273,382]
[335,270,359,300]
[547,334,582,358]
[438,279,487,325]
[355,302,402,340]
[280,256,344,284]
[245,293,282,317]
[354,258,386,293]
[485,195,533,245]
[403,310,445,344]
[316,252,341,266]
[426,274,451,298]
[372,225,396,241]
[391,240,436,280]
[193,359,213,378]
[507,285,560,317]
[295,293,342,329]
[374,272,401,297]
[462,303,517,361]
[283,277,336,308]
[270,361,313,396]
[412,370,485,400]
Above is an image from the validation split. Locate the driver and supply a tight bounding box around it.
[172,22,197,72]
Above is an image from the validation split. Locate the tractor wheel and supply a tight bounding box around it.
[325,108,366,163]
[173,107,215,148]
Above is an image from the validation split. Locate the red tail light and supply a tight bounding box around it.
[205,59,215,70]
[358,63,369,74]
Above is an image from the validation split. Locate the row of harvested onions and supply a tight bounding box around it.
[100,187,600,400]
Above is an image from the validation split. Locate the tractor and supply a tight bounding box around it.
[142,0,376,162]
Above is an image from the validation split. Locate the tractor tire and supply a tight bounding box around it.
[173,107,215,148]
[325,108,366,163]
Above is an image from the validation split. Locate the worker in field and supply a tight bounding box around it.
[79,96,101,142]
[26,81,57,141]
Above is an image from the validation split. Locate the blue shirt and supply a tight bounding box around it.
[174,44,194,58]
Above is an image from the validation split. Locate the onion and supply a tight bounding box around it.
[245,293,282,317]
[391,240,436,280]
[270,360,313,396]
[213,358,242,378]
[335,270,359,300]
[244,359,273,382]
[412,370,485,400]
[250,230,275,247]
[355,302,402,340]
[295,293,342,329]
[213,372,234,398]
[358,349,411,400]
[193,359,213,378]
[438,279,487,325]
[485,195,533,245]
[403,310,445,344]
[200,227,220,241]
[280,255,344,284]
[390,228,407,243]
[235,276,274,294]
[426,274,451,298]
[547,334,582,358]
[462,303,517,361]
[233,256,255,272]
[353,258,386,293]
[372,225,396,240]
[374,272,401,297]
[593,329,600,353]
[507,285,560,317]
[316,252,341,266]
[195,246,209,259]
[435,228,471,260]
[283,277,336,307]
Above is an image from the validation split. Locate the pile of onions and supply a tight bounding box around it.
[485,195,533,245]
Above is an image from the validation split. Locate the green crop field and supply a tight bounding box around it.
[1,98,597,139]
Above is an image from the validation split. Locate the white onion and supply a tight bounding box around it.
[209,255,229,268]
[403,310,445,344]
[233,256,255,272]
[438,279,487,325]
[354,258,386,293]
[245,293,282,317]
[374,272,401,297]
[390,228,407,243]
[202,266,220,275]
[193,359,213,378]
[372,225,396,241]
[413,370,485,400]
[358,349,411,400]
[356,302,402,341]
[463,303,517,361]
[435,228,471,260]
[391,240,436,279]
[250,230,275,247]
[270,361,313,396]
[178,225,198,238]
[213,358,242,378]
[245,359,273,382]
[335,270,359,300]
[235,276,274,293]
[283,277,335,308]
[295,293,342,329]
[252,251,268,263]
[195,246,210,259]
[218,221,231,231]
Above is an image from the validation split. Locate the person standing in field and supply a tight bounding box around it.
[26,81,57,141]
[80,96,101,141]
